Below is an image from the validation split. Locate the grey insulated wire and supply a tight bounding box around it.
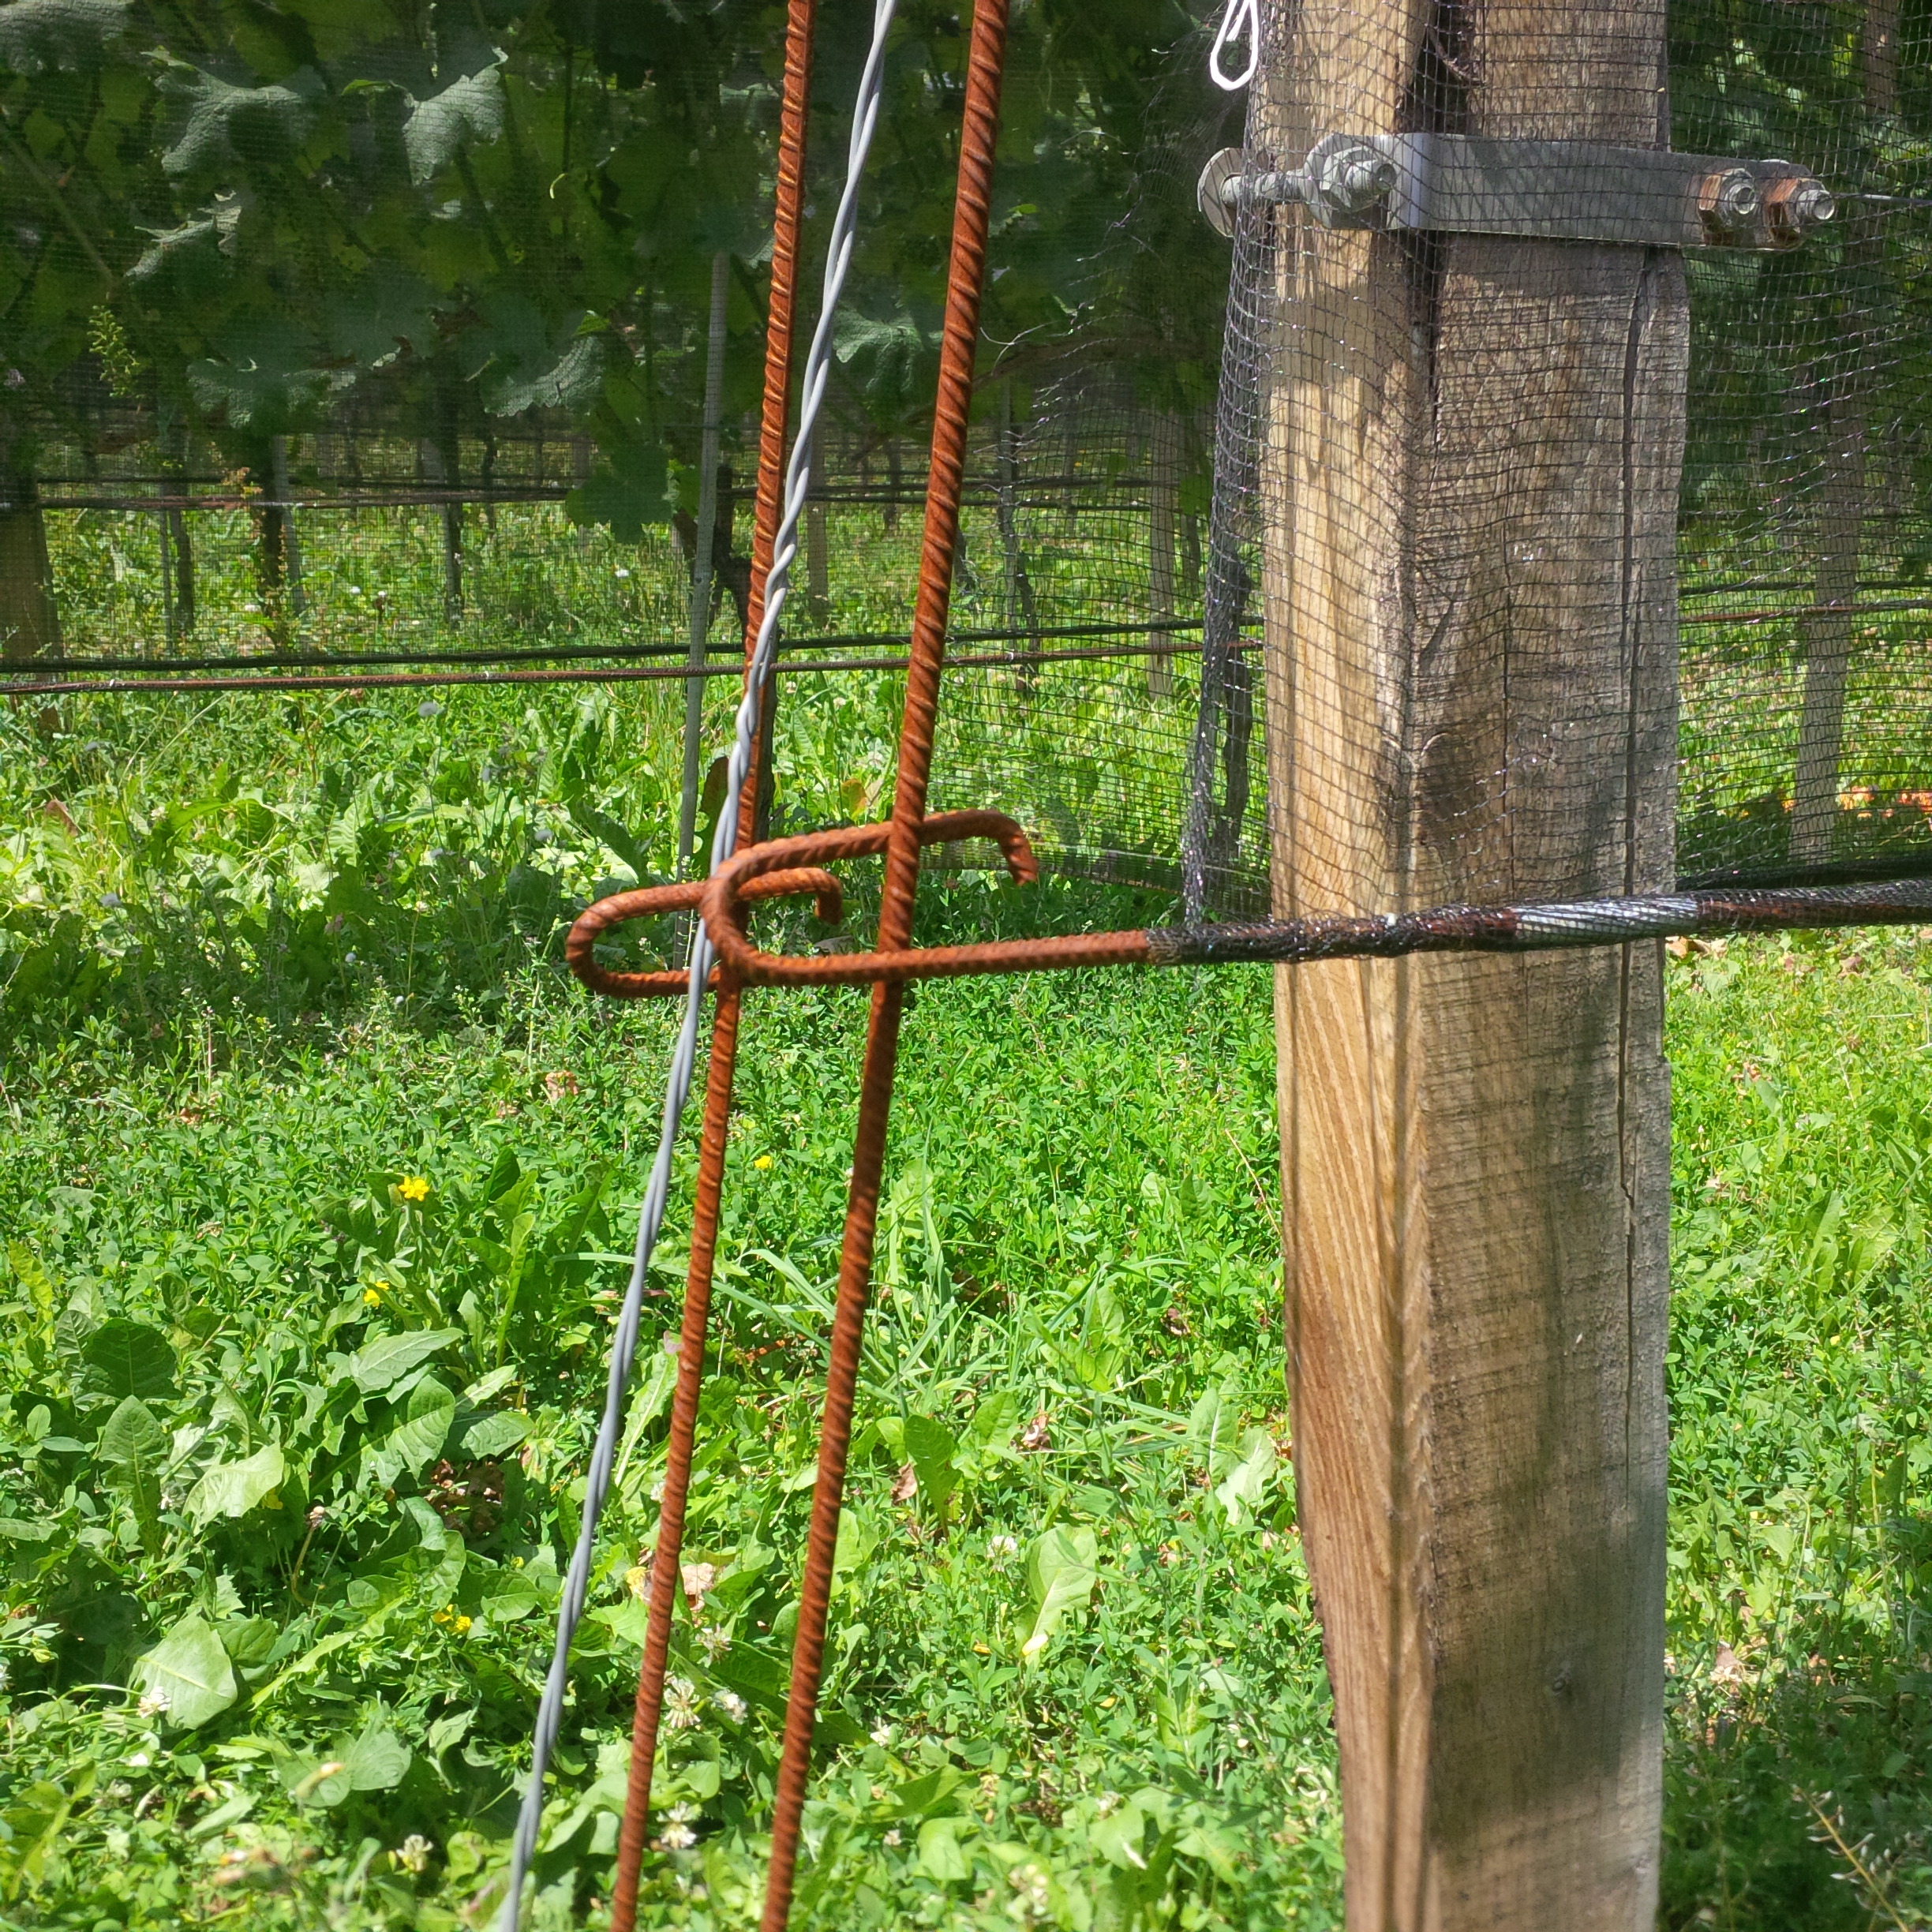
[496,0,902,1922]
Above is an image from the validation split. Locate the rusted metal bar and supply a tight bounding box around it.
[605,969,743,1930]
[564,868,841,1000]
[758,2,1011,1923]
[566,830,1932,998]
[605,0,822,1919]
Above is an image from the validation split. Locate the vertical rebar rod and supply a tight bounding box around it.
[606,8,820,1924]
[758,2,1010,1923]
[605,973,743,1932]
[677,252,733,883]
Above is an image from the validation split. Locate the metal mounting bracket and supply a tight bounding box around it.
[1199,133,1833,250]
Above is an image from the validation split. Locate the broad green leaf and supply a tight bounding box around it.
[833,1510,877,1578]
[0,1517,52,1542]
[5,1241,55,1335]
[97,1395,167,1544]
[425,1708,473,1755]
[708,1638,790,1710]
[97,1392,167,1467]
[1091,1788,1174,1871]
[185,1443,286,1526]
[404,66,505,184]
[134,1612,238,1728]
[82,1318,177,1400]
[1186,1384,1233,1463]
[566,440,670,541]
[489,334,605,419]
[339,1717,410,1791]
[889,1767,963,1818]
[1175,1821,1242,1880]
[1213,1428,1277,1528]
[185,1792,255,1840]
[968,1387,1019,1451]
[1021,1526,1099,1660]
[917,1816,972,1882]
[365,1377,454,1486]
[0,1779,73,1901]
[343,1327,462,1395]
[159,69,316,180]
[904,1413,959,1517]
[218,1616,279,1667]
[456,1408,526,1458]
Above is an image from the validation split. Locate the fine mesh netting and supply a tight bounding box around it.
[2,4,1930,922]
[0,2,1241,904]
[1181,0,1932,921]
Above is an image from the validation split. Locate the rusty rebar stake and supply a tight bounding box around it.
[604,0,820,1922]
[758,4,1011,1923]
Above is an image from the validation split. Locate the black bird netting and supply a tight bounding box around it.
[2,2,1930,923]
[1178,0,1932,926]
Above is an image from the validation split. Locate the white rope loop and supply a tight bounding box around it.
[1208,0,1258,91]
[494,0,900,1923]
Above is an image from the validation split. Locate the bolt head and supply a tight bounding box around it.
[1703,167,1758,230]
[1791,180,1836,227]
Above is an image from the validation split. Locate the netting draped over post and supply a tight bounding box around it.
[1183,2,1932,914]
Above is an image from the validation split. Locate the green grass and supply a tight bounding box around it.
[0,676,1929,1930]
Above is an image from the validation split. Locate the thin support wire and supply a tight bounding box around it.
[493,0,901,1919]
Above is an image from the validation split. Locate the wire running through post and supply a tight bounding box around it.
[492,0,901,1921]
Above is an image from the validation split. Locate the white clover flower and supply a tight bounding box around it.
[883,1827,902,1848]
[697,1623,730,1663]
[395,1834,433,1875]
[137,1688,170,1720]
[1095,1791,1122,1817]
[716,1690,748,1723]
[987,1534,1019,1563]
[870,1722,893,1748]
[665,1676,701,1730]
[659,1822,697,1850]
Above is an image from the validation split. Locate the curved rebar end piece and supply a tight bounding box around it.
[697,811,1037,979]
[567,867,846,998]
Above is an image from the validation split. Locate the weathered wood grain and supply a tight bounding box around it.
[1261,6,1684,1926]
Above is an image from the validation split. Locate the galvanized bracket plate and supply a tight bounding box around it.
[1200,133,1833,250]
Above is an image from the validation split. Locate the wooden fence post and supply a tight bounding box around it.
[1263,6,1685,1926]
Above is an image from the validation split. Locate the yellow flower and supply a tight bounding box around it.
[363,1287,382,1306]
[453,1615,472,1635]
[399,1175,429,1203]
[752,1155,774,1171]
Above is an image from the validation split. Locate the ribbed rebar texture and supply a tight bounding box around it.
[493,0,899,1919]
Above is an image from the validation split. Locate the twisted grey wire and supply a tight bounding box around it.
[496,1,900,1920]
